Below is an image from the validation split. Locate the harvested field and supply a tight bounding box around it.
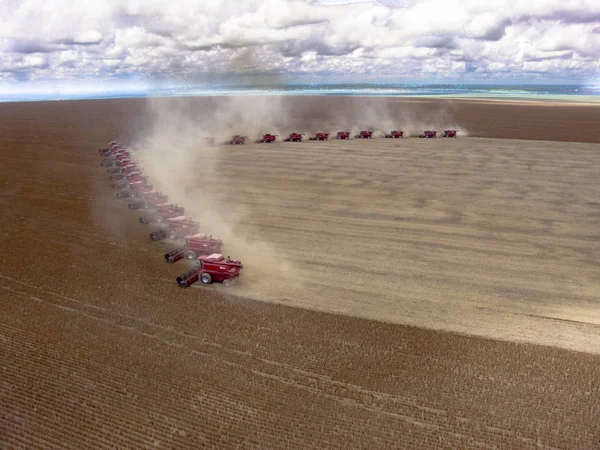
[1,97,599,449]
[211,136,600,353]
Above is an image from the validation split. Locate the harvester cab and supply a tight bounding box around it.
[257,134,278,143]
[355,130,373,139]
[283,133,304,142]
[116,183,153,199]
[111,170,142,181]
[228,135,247,145]
[132,191,168,210]
[385,130,404,138]
[164,233,224,263]
[107,163,137,175]
[309,132,329,141]
[419,130,437,138]
[442,129,458,137]
[139,203,185,225]
[112,174,146,189]
[150,216,200,242]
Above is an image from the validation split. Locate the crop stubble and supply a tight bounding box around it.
[0,98,599,449]
[211,137,600,354]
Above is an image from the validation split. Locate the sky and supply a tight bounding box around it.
[1,0,600,94]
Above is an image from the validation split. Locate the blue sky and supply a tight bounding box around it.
[1,0,600,95]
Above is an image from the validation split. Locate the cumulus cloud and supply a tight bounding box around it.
[0,0,599,85]
[71,30,104,45]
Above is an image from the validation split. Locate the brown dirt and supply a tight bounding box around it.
[1,97,600,449]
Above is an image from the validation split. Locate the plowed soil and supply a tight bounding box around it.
[1,97,599,449]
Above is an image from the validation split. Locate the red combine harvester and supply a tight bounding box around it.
[107,163,138,175]
[385,130,404,138]
[283,133,304,142]
[102,154,131,166]
[139,203,185,224]
[100,145,123,156]
[336,131,351,140]
[143,191,168,204]
[110,170,143,181]
[114,154,133,164]
[103,160,120,168]
[115,182,154,199]
[107,166,123,174]
[121,165,140,176]
[125,173,147,183]
[128,191,169,209]
[103,155,128,166]
[100,145,127,157]
[113,153,129,160]
[256,134,278,143]
[176,254,243,287]
[106,159,135,170]
[226,135,247,145]
[149,216,200,241]
[112,175,149,189]
[103,149,131,159]
[164,233,224,263]
[355,130,373,139]
[442,129,458,138]
[309,132,329,141]
[419,130,437,138]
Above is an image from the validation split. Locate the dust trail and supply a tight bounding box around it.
[255,96,468,138]
[346,97,468,137]
[105,93,466,299]
[130,96,303,298]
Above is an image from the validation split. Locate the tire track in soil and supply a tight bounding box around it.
[0,275,591,449]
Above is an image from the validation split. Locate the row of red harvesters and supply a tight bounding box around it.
[99,141,243,288]
[223,129,458,144]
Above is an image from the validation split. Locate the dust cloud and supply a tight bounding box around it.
[111,89,465,298]
[129,96,303,297]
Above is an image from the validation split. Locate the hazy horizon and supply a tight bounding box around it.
[1,81,599,103]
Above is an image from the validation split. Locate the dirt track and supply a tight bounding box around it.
[1,97,600,449]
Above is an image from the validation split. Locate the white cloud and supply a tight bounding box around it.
[72,30,103,45]
[0,0,599,85]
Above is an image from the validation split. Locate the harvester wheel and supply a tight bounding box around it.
[200,273,212,284]
[223,278,232,287]
[185,250,197,260]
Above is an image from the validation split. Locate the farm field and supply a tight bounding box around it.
[0,97,599,449]
[200,136,600,354]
